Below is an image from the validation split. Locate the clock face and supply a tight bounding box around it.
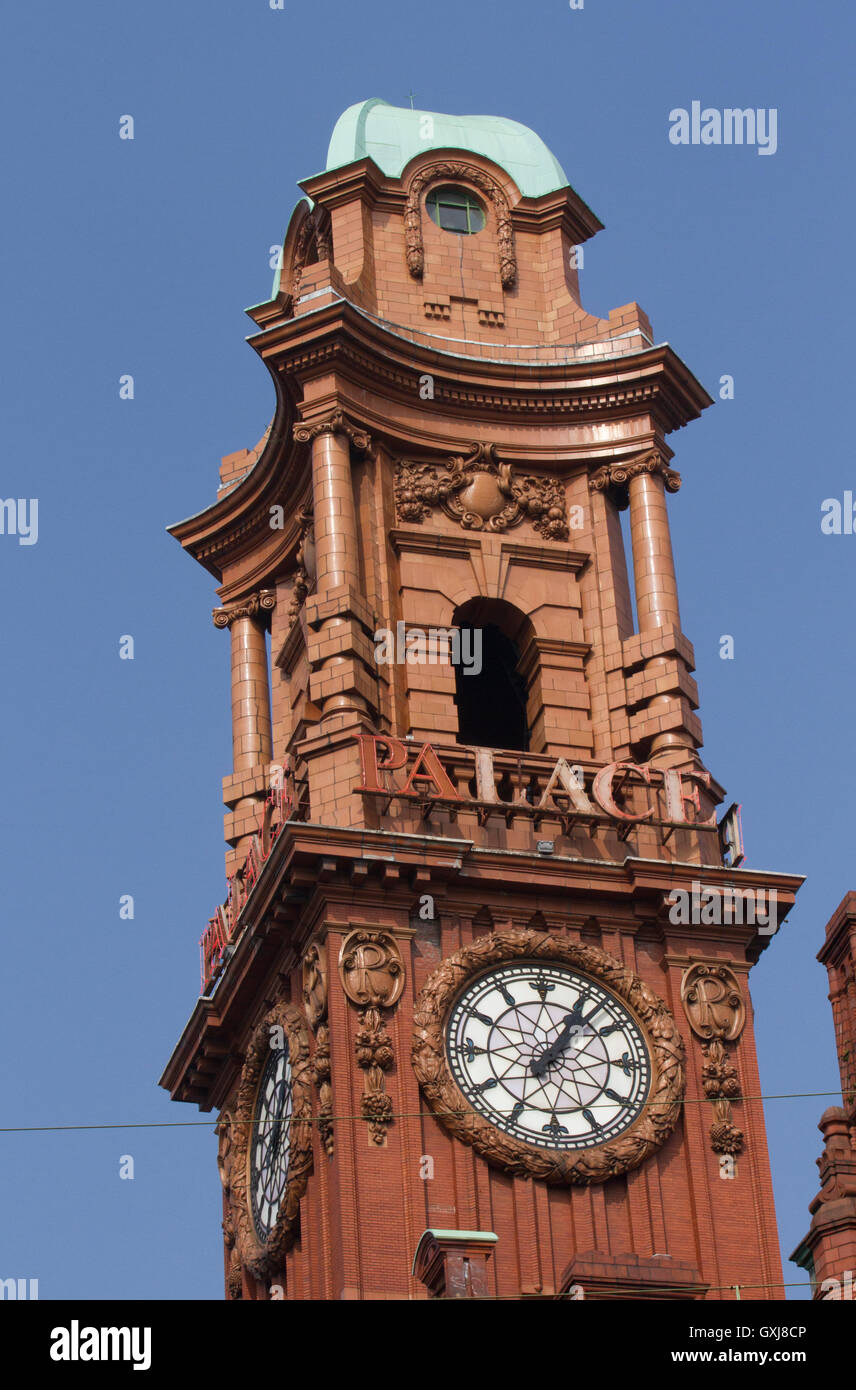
[446,961,651,1150]
[249,1047,293,1242]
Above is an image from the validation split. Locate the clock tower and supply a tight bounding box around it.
[160,99,802,1300]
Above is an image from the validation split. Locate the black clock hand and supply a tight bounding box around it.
[530,1001,588,1076]
[267,1080,287,1163]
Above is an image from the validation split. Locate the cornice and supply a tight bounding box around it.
[159,828,803,1110]
[173,304,711,584]
[250,300,712,437]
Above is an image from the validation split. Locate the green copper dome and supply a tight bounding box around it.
[326,98,568,198]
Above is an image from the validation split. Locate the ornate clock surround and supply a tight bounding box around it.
[229,1002,314,1281]
[412,929,685,1185]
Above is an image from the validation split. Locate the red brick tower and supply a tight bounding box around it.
[160,100,803,1300]
[791,894,856,1298]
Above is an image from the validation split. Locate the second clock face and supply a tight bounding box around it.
[446,961,651,1150]
[249,1047,293,1242]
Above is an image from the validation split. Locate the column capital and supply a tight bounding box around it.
[293,408,372,454]
[212,589,276,629]
[589,449,681,502]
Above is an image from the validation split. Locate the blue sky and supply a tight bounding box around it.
[0,0,851,1299]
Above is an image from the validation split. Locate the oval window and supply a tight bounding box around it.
[425,185,486,235]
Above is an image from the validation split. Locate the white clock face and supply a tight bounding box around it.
[446,962,651,1150]
[249,1047,293,1242]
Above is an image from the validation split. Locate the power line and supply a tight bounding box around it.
[0,1089,847,1134]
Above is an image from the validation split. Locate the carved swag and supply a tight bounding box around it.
[394,443,568,540]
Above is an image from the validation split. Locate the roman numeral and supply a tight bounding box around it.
[582,1107,600,1130]
[470,1009,494,1027]
[473,1078,498,1094]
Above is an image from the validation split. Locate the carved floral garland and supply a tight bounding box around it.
[228,1002,313,1282]
[405,161,517,289]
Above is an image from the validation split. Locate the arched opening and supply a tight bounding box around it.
[453,599,531,752]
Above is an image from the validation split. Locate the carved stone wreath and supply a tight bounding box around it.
[228,1002,313,1282]
[405,161,516,288]
[394,443,568,540]
[412,929,685,1185]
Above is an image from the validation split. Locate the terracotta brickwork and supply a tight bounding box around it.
[792,894,856,1297]
[161,106,803,1300]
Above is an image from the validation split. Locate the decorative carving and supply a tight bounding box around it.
[302,941,328,1030]
[287,504,315,629]
[216,1109,234,1191]
[302,941,334,1158]
[405,161,517,289]
[228,1002,313,1281]
[313,1024,334,1157]
[212,589,276,629]
[681,964,746,1156]
[290,208,331,302]
[216,1108,244,1298]
[589,450,681,510]
[681,964,746,1043]
[293,409,372,454]
[356,1005,395,1144]
[338,929,405,1145]
[394,443,568,540]
[413,929,684,1184]
[338,929,405,1008]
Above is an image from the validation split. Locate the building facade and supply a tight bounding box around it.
[160,100,803,1300]
[792,893,856,1298]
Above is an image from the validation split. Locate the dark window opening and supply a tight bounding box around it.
[426,185,486,235]
[455,623,529,752]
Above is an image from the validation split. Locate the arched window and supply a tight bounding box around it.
[426,185,486,235]
[453,600,530,752]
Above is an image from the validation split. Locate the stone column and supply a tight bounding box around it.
[590,450,698,765]
[213,592,274,771]
[294,410,372,723]
[213,591,274,864]
[310,428,361,593]
[626,452,691,760]
[627,460,681,633]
